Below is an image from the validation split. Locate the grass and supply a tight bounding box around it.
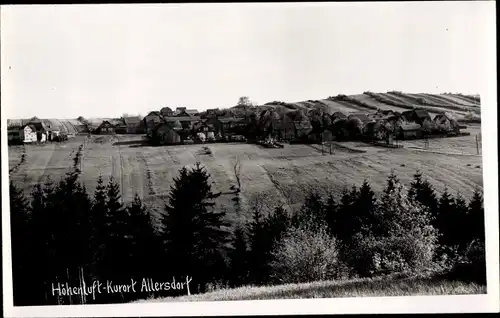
[137,275,486,302]
[8,127,483,228]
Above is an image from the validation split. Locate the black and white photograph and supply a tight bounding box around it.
[1,2,499,316]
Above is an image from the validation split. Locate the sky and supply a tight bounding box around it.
[1,2,496,119]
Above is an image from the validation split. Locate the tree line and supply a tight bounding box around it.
[10,164,485,306]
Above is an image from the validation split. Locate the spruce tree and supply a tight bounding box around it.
[468,188,485,245]
[324,193,338,236]
[354,180,377,236]
[247,203,268,285]
[295,191,325,229]
[452,193,470,250]
[10,182,37,305]
[436,188,456,248]
[408,170,439,222]
[161,163,230,294]
[89,175,107,279]
[228,227,249,287]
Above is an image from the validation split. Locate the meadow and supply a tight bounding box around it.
[8,123,483,228]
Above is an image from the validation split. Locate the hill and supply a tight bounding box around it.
[246,92,481,122]
[136,274,485,302]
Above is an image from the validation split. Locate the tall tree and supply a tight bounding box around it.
[294,191,325,229]
[468,188,485,245]
[161,163,230,294]
[436,188,456,248]
[228,227,249,287]
[408,170,439,222]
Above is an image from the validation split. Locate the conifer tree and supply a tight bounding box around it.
[228,227,249,287]
[247,203,268,284]
[408,170,439,221]
[10,182,38,305]
[354,180,377,235]
[452,193,470,250]
[436,188,456,247]
[468,188,485,245]
[89,175,108,278]
[295,191,325,229]
[161,163,230,294]
[324,193,338,236]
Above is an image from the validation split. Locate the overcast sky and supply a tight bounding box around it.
[1,2,495,119]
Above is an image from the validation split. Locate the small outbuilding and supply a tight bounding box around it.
[397,123,423,140]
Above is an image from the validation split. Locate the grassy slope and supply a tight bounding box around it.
[9,126,483,229]
[138,275,485,302]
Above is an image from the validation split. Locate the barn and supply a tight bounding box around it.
[401,109,432,126]
[398,123,423,140]
[160,107,174,117]
[95,121,116,134]
[433,113,460,134]
[123,116,142,134]
[331,111,347,122]
[152,122,182,145]
[143,111,165,137]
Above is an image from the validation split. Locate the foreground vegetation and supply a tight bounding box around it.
[140,275,485,302]
[9,143,485,305]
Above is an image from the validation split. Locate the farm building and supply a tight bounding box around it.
[363,121,392,141]
[397,123,423,140]
[331,111,348,122]
[151,122,182,145]
[276,119,296,140]
[160,107,174,117]
[165,115,201,131]
[433,114,460,134]
[122,116,143,134]
[174,107,200,117]
[20,124,46,143]
[143,111,165,136]
[401,109,431,126]
[95,120,116,134]
[204,117,224,136]
[293,121,313,139]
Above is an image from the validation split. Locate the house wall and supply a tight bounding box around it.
[22,127,37,143]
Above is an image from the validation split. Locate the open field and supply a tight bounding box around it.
[9,124,483,227]
[137,275,485,302]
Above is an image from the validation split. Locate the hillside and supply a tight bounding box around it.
[136,274,485,302]
[250,92,481,122]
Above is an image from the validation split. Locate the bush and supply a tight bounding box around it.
[269,221,341,284]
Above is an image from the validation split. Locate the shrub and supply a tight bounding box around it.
[269,221,341,284]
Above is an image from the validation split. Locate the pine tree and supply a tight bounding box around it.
[247,203,268,285]
[436,188,455,247]
[10,182,38,305]
[408,170,439,222]
[295,191,325,229]
[228,227,249,287]
[127,194,163,299]
[354,180,377,235]
[452,193,470,250]
[468,188,485,245]
[324,193,338,236]
[161,163,230,294]
[89,175,108,280]
[334,187,357,244]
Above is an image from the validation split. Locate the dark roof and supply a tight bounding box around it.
[414,109,431,118]
[160,107,173,113]
[146,111,163,117]
[165,116,201,122]
[23,121,48,132]
[186,109,199,115]
[123,117,141,125]
[400,123,421,131]
[219,117,236,124]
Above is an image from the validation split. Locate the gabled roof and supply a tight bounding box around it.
[348,113,371,122]
[414,109,431,118]
[160,107,173,113]
[186,109,199,115]
[165,116,201,122]
[219,117,236,124]
[400,123,422,131]
[146,111,163,117]
[23,121,48,132]
[98,120,115,127]
[123,116,142,125]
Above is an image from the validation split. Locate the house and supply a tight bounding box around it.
[186,109,199,116]
[218,117,237,135]
[20,124,44,143]
[276,119,296,140]
[205,108,219,118]
[397,123,423,140]
[331,111,348,122]
[45,124,61,141]
[401,109,431,126]
[165,115,201,131]
[151,122,182,145]
[160,107,174,117]
[123,116,143,134]
[95,120,116,134]
[143,111,165,136]
[293,121,313,139]
[114,118,128,134]
[21,121,49,142]
[433,113,460,134]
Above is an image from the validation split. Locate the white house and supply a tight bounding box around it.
[21,125,40,143]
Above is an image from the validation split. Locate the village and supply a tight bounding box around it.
[7,103,469,149]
